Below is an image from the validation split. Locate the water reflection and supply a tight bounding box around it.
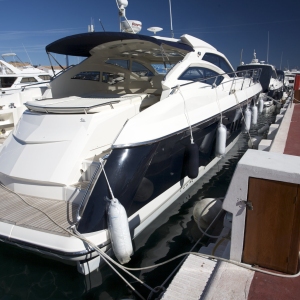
[0,109,276,300]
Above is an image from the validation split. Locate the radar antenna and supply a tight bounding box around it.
[116,0,142,34]
[147,27,163,35]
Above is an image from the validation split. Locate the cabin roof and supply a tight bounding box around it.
[45,32,194,57]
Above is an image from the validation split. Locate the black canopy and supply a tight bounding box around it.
[237,64,273,93]
[276,69,284,81]
[45,32,194,57]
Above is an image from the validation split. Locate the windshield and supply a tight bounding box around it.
[151,63,175,74]
[0,77,17,88]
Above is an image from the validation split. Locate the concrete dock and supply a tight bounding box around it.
[162,95,300,300]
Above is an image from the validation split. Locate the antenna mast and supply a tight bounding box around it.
[239,48,243,65]
[22,44,33,65]
[169,0,174,38]
[267,31,269,64]
[99,19,106,32]
[88,18,95,32]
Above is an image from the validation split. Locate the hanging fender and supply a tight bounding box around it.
[107,198,133,264]
[258,98,264,113]
[251,105,258,125]
[186,143,199,179]
[244,107,251,132]
[215,123,227,157]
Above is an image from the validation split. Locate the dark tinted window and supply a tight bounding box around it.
[132,61,154,77]
[105,59,129,69]
[203,53,219,66]
[178,67,223,85]
[20,77,37,83]
[102,72,125,85]
[38,75,51,81]
[71,71,100,81]
[0,77,17,88]
[179,67,205,81]
[271,70,277,79]
[151,63,175,74]
[219,57,234,75]
[203,53,234,77]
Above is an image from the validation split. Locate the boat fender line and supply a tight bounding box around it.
[244,106,251,133]
[186,143,199,179]
[215,123,226,157]
[177,85,199,179]
[107,197,133,264]
[233,91,253,147]
[70,210,300,300]
[265,95,282,105]
[99,159,133,265]
[0,183,149,300]
[1,181,298,290]
[251,104,258,125]
[213,83,227,158]
[258,98,264,113]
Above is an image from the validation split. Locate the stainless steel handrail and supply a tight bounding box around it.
[171,68,262,93]
[76,163,102,223]
[24,100,121,113]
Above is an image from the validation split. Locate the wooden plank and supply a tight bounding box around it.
[0,186,79,236]
[242,177,299,274]
[289,186,300,274]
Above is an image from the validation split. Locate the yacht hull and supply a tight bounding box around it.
[0,94,259,274]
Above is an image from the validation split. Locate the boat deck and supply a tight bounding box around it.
[25,93,148,114]
[0,185,78,237]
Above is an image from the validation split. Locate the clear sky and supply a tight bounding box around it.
[0,0,299,70]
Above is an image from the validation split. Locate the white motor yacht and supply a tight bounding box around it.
[0,31,262,274]
[0,53,54,137]
[0,53,52,96]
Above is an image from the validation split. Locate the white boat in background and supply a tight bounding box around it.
[284,69,300,90]
[0,53,55,137]
[0,53,53,96]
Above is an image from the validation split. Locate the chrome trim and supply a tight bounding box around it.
[25,100,121,114]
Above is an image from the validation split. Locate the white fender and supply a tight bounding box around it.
[244,107,251,132]
[193,198,223,229]
[251,105,258,125]
[215,123,227,157]
[258,98,264,113]
[107,198,133,264]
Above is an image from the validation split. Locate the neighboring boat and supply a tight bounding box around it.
[284,69,300,90]
[0,53,54,137]
[0,53,52,96]
[284,70,293,90]
[237,50,283,101]
[0,31,262,274]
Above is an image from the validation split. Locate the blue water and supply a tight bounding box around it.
[0,108,277,300]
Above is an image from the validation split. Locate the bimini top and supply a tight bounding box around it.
[237,64,273,93]
[45,32,194,58]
